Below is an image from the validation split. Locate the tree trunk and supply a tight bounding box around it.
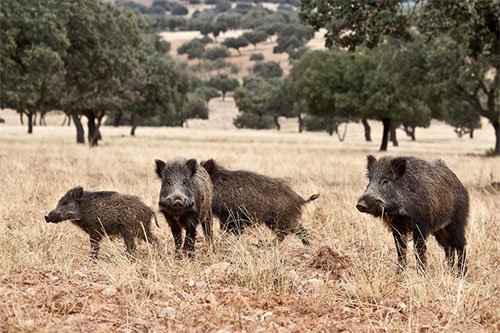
[130,114,138,136]
[469,128,474,139]
[362,118,371,142]
[298,114,303,133]
[404,125,416,141]
[222,92,226,101]
[380,118,391,151]
[273,116,280,130]
[389,121,399,147]
[72,113,85,144]
[19,112,24,125]
[113,111,123,127]
[493,121,500,155]
[26,112,33,134]
[85,111,101,147]
[257,114,263,129]
[32,112,37,127]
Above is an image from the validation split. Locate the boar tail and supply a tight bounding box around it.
[306,194,320,203]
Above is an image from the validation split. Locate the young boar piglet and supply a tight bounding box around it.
[356,155,469,274]
[201,159,318,245]
[155,158,213,259]
[45,186,159,259]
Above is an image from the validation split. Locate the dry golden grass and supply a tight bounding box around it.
[0,109,499,332]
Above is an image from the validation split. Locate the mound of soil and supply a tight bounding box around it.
[309,246,350,277]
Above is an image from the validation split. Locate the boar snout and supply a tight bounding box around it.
[45,211,62,223]
[356,199,369,213]
[356,195,385,216]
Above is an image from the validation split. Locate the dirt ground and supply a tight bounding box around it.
[1,108,499,332]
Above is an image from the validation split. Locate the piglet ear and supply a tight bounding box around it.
[155,159,166,179]
[186,159,198,177]
[391,157,407,178]
[366,155,376,172]
[201,159,216,174]
[70,186,83,201]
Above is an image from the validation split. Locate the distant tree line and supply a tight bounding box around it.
[0,0,214,145]
[299,0,499,154]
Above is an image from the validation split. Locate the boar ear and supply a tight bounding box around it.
[391,157,407,178]
[70,186,83,201]
[366,155,376,171]
[202,159,215,174]
[155,159,166,179]
[186,159,198,177]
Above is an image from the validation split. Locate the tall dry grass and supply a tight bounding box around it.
[0,116,499,331]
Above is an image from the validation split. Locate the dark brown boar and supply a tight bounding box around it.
[155,158,213,259]
[45,186,159,259]
[201,159,318,245]
[356,155,469,274]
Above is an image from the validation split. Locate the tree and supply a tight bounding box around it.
[181,93,209,127]
[202,46,230,61]
[1,0,69,134]
[234,76,276,129]
[170,3,189,16]
[215,0,232,13]
[177,38,208,62]
[207,74,239,101]
[250,53,264,62]
[61,0,143,145]
[288,50,353,137]
[222,36,249,56]
[193,86,221,105]
[300,0,500,154]
[242,31,268,50]
[252,61,283,79]
[445,102,482,139]
[273,23,315,58]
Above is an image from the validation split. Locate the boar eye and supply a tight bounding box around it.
[182,178,187,185]
[380,178,390,185]
[165,179,172,186]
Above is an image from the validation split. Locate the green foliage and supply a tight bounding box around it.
[250,53,265,62]
[177,38,208,60]
[233,112,275,129]
[222,36,249,55]
[444,102,482,137]
[242,31,268,49]
[170,3,189,16]
[202,46,230,60]
[252,61,283,79]
[273,23,314,58]
[1,0,68,134]
[207,74,239,100]
[299,0,411,50]
[193,86,221,104]
[181,93,209,126]
[215,0,232,13]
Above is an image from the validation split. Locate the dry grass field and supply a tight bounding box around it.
[0,107,499,332]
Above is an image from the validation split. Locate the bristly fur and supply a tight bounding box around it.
[357,155,469,274]
[201,159,318,245]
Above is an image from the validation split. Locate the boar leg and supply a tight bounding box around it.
[201,213,214,249]
[392,228,407,271]
[434,230,455,271]
[295,225,311,246]
[168,221,183,259]
[89,233,102,260]
[120,226,136,254]
[183,217,197,259]
[413,230,428,274]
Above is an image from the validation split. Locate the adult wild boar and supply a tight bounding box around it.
[45,186,159,259]
[155,158,213,259]
[356,155,469,274]
[201,159,318,245]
